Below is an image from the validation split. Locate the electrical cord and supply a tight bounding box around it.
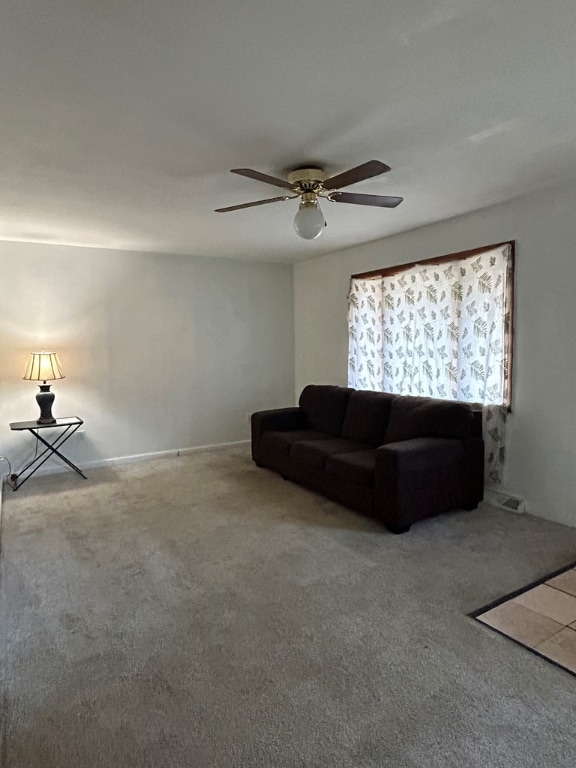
[0,456,15,489]
[0,456,11,571]
[0,445,42,564]
[3,431,57,490]
[16,434,40,477]
[1,434,39,489]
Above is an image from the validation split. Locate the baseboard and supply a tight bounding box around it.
[178,440,249,457]
[1,440,250,482]
[83,440,250,470]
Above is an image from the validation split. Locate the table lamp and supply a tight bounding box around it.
[22,351,65,424]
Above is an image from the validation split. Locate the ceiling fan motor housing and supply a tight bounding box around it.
[287,167,327,192]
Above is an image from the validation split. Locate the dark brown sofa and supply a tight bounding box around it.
[251,385,484,533]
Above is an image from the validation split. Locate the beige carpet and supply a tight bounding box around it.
[1,445,576,767]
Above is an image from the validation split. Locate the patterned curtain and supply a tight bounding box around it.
[483,405,507,486]
[348,244,512,485]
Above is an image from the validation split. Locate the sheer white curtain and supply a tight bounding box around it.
[348,244,512,484]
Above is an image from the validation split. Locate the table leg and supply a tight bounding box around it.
[12,423,87,490]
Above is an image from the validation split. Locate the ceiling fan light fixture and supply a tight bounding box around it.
[294,197,325,240]
[217,161,402,239]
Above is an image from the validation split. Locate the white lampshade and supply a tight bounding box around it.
[294,201,325,240]
[23,351,65,382]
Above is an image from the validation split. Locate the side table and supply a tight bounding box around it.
[9,417,87,491]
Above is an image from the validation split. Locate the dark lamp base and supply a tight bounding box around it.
[36,384,56,424]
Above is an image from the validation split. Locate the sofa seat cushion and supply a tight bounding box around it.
[383,395,474,443]
[290,438,369,469]
[260,430,331,458]
[341,390,396,446]
[325,450,377,488]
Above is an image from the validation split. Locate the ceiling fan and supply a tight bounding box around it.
[215,160,403,240]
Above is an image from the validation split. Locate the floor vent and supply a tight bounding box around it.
[485,490,526,514]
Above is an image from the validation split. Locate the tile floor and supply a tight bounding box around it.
[475,562,576,675]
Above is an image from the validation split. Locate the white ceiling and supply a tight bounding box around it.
[2,0,576,262]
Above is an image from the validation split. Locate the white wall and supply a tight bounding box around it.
[0,242,294,471]
[295,180,576,528]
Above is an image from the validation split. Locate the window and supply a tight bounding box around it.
[347,242,514,407]
[347,242,514,486]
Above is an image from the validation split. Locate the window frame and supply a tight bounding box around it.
[350,240,515,409]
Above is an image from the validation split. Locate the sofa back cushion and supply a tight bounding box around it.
[299,385,353,436]
[341,390,396,446]
[383,396,474,443]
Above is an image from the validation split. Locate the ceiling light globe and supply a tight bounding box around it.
[294,201,325,240]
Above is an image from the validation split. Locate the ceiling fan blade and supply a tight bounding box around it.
[322,160,391,190]
[230,168,294,190]
[330,192,403,208]
[215,195,294,213]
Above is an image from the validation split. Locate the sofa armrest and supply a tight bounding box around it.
[376,437,464,473]
[251,407,306,434]
[251,407,307,464]
[374,437,474,532]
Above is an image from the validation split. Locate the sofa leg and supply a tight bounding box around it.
[385,522,411,534]
[461,498,482,511]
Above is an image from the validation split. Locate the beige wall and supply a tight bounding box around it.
[0,242,294,470]
[294,180,576,528]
